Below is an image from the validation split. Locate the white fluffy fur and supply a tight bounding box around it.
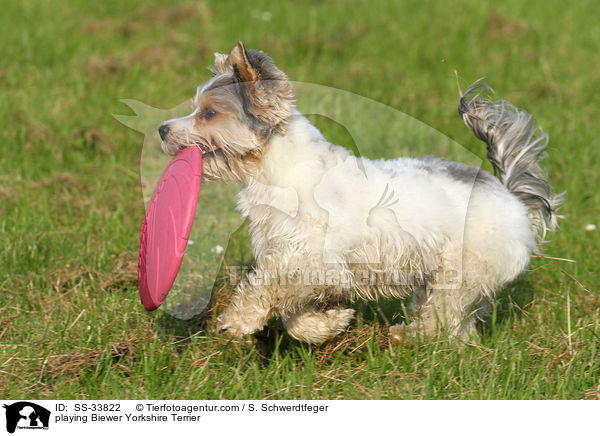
[217,110,536,343]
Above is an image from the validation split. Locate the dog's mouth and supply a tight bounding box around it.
[195,143,214,155]
[190,140,220,156]
[161,140,216,157]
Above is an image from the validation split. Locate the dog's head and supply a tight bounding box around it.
[159,41,294,181]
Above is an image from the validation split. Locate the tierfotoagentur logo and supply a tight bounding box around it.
[2,402,50,434]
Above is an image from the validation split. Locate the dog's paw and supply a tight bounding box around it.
[215,314,230,334]
[216,311,263,337]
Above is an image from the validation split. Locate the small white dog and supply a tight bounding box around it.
[159,42,562,344]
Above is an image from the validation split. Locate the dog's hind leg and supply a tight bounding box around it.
[282,306,355,344]
[389,237,493,344]
[390,286,485,344]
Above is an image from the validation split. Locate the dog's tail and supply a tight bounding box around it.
[458,82,563,248]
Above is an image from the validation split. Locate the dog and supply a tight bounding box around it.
[158,41,562,344]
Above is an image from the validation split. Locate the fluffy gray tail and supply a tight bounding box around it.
[458,82,563,246]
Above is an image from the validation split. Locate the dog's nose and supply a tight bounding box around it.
[158,124,170,140]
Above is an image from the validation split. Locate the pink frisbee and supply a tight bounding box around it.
[138,147,202,311]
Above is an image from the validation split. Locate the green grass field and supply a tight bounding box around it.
[1,0,599,399]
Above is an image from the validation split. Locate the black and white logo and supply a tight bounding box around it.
[3,402,50,434]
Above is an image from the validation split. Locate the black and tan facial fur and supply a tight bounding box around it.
[159,41,294,182]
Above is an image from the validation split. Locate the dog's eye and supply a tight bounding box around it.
[204,109,216,120]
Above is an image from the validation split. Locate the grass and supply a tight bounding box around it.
[1,0,599,399]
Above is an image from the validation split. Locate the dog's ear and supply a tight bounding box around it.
[229,41,294,134]
[229,41,260,83]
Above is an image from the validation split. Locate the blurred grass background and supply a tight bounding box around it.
[0,0,599,399]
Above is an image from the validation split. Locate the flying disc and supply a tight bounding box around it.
[138,147,202,311]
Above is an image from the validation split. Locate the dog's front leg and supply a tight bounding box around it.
[217,270,275,337]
